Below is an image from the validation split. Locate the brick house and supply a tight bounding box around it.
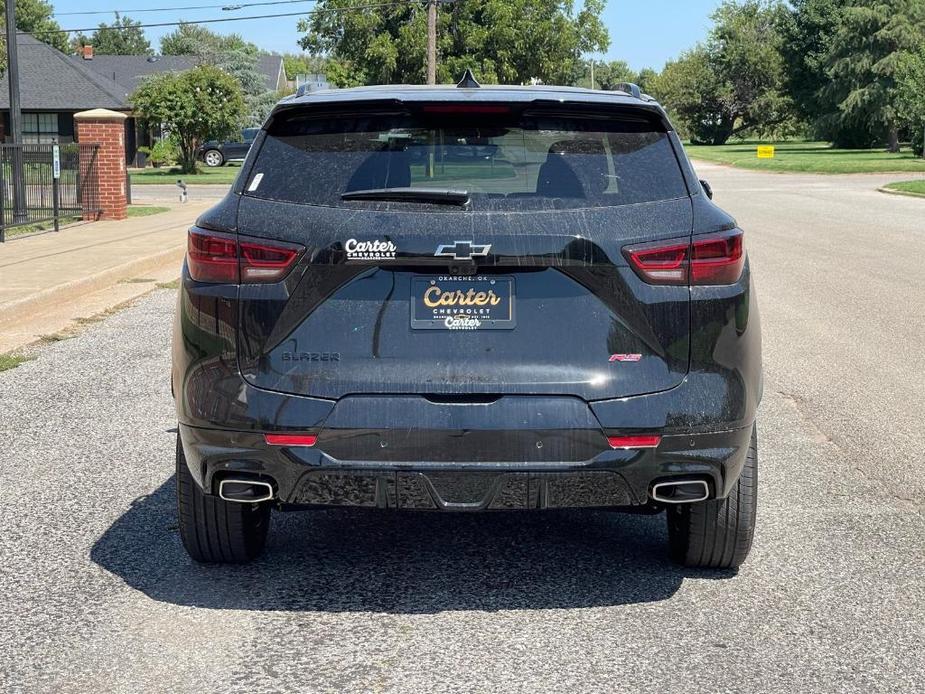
[0,35,131,147]
[0,34,288,165]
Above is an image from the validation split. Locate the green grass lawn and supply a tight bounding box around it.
[0,353,33,372]
[882,180,925,197]
[3,215,80,238]
[129,165,241,185]
[686,141,925,174]
[127,205,171,217]
[2,206,167,239]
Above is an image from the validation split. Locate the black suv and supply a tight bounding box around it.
[172,77,762,569]
[197,127,260,167]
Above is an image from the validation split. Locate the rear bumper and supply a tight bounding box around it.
[178,422,754,510]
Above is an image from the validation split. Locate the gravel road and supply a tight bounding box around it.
[2,164,924,693]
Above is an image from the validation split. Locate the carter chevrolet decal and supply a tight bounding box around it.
[344,238,397,260]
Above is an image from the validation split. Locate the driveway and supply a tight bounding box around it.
[2,165,923,693]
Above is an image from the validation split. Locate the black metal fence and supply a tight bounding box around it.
[0,143,101,242]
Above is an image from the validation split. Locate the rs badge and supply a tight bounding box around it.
[609,354,642,362]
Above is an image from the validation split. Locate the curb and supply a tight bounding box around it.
[876,186,925,199]
[0,244,185,328]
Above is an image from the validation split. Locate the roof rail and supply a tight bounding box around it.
[615,82,641,99]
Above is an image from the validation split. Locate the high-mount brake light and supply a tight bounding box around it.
[421,105,511,114]
[264,433,317,447]
[608,435,662,449]
[187,229,302,284]
[623,229,744,286]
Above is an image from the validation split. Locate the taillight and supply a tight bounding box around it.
[690,231,744,285]
[623,229,745,286]
[188,229,238,283]
[623,241,689,285]
[240,240,301,282]
[187,229,302,284]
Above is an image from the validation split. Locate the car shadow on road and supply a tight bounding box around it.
[91,476,734,613]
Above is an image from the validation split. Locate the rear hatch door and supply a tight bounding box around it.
[235,101,692,401]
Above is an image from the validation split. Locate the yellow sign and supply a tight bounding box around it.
[757,145,775,159]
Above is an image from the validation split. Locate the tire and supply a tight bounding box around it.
[176,434,270,563]
[666,426,758,569]
[203,149,224,167]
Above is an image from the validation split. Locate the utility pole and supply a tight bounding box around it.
[5,0,27,222]
[426,0,437,85]
[590,59,595,90]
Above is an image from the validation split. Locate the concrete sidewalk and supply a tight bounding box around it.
[0,202,208,353]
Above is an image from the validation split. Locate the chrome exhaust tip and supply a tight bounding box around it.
[218,479,275,504]
[650,480,710,504]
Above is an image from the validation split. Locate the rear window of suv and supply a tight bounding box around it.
[244,104,688,211]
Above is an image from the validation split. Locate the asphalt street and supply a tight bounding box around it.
[3,164,924,693]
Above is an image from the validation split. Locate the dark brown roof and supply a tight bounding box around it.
[0,34,129,111]
[75,53,285,94]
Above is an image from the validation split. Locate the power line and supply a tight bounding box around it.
[55,0,315,17]
[25,0,420,35]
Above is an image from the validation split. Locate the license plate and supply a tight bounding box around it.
[411,275,515,330]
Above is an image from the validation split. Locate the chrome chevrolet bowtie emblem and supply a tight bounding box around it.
[434,241,491,260]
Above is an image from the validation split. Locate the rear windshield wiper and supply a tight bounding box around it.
[341,187,470,205]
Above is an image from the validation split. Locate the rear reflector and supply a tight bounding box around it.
[187,228,303,284]
[264,433,317,447]
[608,435,661,449]
[623,229,745,286]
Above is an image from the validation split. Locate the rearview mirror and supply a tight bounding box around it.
[700,179,713,199]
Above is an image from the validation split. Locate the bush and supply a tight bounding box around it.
[138,139,179,167]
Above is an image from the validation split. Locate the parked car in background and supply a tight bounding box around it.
[197,128,260,167]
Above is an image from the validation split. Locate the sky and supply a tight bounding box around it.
[49,0,722,71]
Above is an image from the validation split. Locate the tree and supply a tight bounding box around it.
[247,90,286,128]
[73,13,151,55]
[650,0,792,144]
[215,47,266,97]
[574,59,636,90]
[651,47,729,143]
[217,48,279,126]
[131,65,245,173]
[159,23,273,128]
[635,67,658,94]
[896,47,925,155]
[779,0,857,144]
[298,0,609,86]
[160,23,259,59]
[282,53,328,81]
[0,0,69,56]
[822,0,925,151]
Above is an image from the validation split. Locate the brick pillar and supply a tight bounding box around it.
[74,108,128,221]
